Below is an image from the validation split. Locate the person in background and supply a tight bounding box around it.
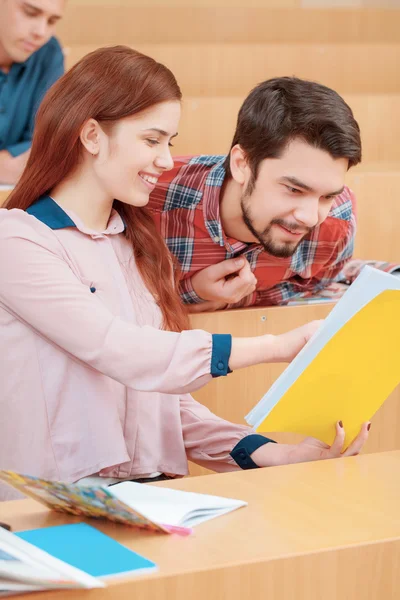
[0,47,369,501]
[0,0,65,184]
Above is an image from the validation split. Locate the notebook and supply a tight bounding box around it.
[246,266,400,447]
[0,526,102,597]
[0,471,247,535]
[16,523,157,581]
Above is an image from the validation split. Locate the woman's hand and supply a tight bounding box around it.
[229,320,323,370]
[250,421,370,467]
[269,319,323,363]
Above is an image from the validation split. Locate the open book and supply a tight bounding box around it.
[0,526,102,597]
[0,472,246,536]
[246,266,400,447]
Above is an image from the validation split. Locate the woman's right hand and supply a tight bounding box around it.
[229,320,323,370]
[268,319,323,363]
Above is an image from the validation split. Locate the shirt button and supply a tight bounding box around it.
[90,287,96,293]
[213,236,220,243]
[217,361,224,370]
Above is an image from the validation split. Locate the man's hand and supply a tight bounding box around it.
[190,258,257,307]
[0,150,29,185]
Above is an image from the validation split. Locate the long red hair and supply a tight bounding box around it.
[6,46,189,332]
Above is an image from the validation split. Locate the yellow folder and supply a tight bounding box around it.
[246,268,400,447]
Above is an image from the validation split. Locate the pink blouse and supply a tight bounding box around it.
[0,197,253,501]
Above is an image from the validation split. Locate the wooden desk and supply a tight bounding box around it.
[2,451,400,599]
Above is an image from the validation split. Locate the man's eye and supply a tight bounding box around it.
[287,186,301,194]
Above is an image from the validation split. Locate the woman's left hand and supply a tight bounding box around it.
[250,421,370,467]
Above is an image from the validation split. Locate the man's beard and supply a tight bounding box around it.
[240,179,310,259]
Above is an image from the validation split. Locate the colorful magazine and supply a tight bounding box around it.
[0,471,187,536]
[0,471,246,534]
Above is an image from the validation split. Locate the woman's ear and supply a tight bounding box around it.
[80,119,102,156]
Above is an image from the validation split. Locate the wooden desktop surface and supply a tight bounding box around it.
[2,450,400,600]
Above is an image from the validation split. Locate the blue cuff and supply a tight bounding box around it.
[230,434,276,470]
[6,141,31,157]
[211,334,232,377]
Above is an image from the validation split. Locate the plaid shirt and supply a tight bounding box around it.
[148,155,357,307]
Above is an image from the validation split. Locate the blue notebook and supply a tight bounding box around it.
[16,523,157,580]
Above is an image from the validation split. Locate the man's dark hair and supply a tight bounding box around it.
[224,77,362,177]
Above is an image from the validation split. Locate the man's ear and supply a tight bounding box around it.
[229,145,250,185]
[79,118,102,156]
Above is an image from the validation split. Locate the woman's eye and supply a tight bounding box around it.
[168,142,174,148]
[146,139,159,146]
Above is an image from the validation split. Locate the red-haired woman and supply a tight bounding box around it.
[0,46,369,500]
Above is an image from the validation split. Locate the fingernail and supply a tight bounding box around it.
[367,423,371,431]
[338,420,343,428]
[235,259,243,266]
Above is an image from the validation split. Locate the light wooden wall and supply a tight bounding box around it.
[66,0,301,7]
[65,44,400,95]
[0,191,9,206]
[173,95,400,166]
[304,0,400,7]
[347,171,400,262]
[57,8,400,44]
[66,0,400,7]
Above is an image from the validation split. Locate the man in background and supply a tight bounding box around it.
[0,0,65,184]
